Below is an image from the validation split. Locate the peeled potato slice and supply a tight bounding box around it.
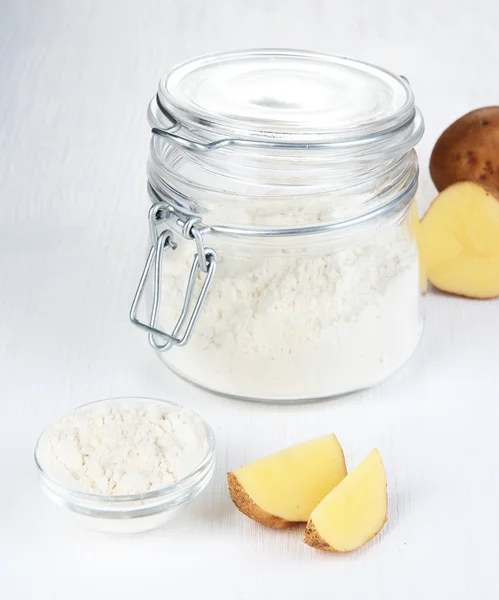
[304,449,387,552]
[419,181,499,298]
[228,435,347,528]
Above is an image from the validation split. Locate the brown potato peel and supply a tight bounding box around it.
[430,107,499,193]
[227,472,292,529]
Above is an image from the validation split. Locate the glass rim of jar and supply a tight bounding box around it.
[148,48,424,157]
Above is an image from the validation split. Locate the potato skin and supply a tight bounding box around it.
[304,517,387,553]
[227,472,293,528]
[430,107,499,193]
[304,520,338,552]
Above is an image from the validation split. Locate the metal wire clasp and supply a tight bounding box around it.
[130,201,217,352]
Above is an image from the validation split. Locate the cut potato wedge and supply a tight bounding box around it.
[304,449,387,552]
[228,435,347,528]
[419,182,499,298]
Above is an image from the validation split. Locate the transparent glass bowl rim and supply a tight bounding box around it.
[34,396,216,504]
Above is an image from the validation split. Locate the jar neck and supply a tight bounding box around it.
[147,138,419,233]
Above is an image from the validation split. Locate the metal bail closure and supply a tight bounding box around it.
[130,216,217,352]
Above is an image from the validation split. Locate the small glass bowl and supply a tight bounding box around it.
[34,397,216,534]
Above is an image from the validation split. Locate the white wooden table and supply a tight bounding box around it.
[1,0,499,597]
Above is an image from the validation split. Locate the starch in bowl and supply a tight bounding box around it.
[34,397,216,533]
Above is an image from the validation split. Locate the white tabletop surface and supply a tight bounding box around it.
[1,0,499,598]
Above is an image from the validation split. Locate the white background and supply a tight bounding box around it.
[1,0,499,598]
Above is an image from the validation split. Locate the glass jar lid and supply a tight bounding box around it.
[153,49,420,147]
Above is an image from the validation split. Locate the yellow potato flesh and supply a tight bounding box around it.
[419,182,499,298]
[409,202,428,294]
[305,449,387,552]
[232,435,346,523]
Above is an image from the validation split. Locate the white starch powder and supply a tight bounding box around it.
[158,225,423,400]
[37,402,208,494]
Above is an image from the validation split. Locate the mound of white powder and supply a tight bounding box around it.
[36,402,208,495]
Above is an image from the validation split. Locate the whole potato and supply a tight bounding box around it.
[430,107,499,192]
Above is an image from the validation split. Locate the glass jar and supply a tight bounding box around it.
[130,49,425,403]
